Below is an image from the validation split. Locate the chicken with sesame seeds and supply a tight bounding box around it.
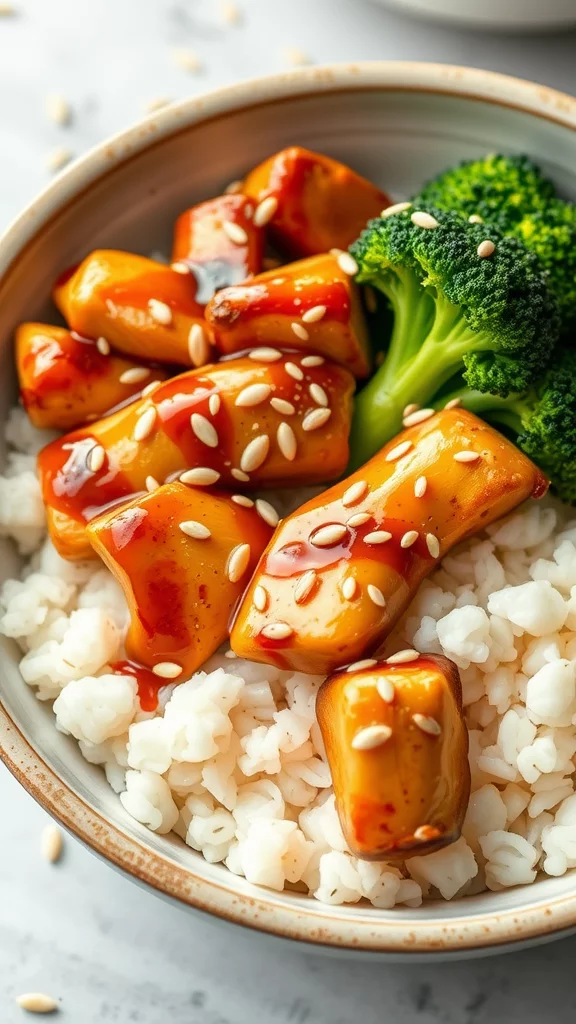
[37,353,354,559]
[317,654,470,859]
[230,408,547,675]
[53,250,213,365]
[87,481,272,677]
[15,323,168,431]
[171,193,265,302]
[242,146,390,257]
[205,252,371,377]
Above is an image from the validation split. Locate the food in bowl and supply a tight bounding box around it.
[2,145,576,908]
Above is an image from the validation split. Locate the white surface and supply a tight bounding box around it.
[3,0,576,1018]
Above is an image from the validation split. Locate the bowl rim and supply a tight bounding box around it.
[3,60,576,956]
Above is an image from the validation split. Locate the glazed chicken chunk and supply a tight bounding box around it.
[242,146,390,257]
[88,481,273,678]
[230,408,548,674]
[205,252,371,378]
[16,323,167,431]
[317,654,470,860]
[38,352,354,559]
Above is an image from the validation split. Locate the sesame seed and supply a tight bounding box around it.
[346,658,377,672]
[337,251,359,276]
[232,467,250,482]
[351,725,392,751]
[309,383,328,407]
[347,512,371,528]
[227,542,251,583]
[261,621,294,640]
[231,494,254,507]
[277,421,297,461]
[119,366,151,385]
[411,211,439,230]
[294,569,318,604]
[220,0,241,23]
[180,467,220,486]
[282,46,311,67]
[341,576,358,601]
[41,824,63,863]
[364,286,378,313]
[16,994,58,1014]
[96,336,110,355]
[148,298,173,325]
[400,530,418,549]
[248,347,282,363]
[45,93,71,126]
[469,214,483,224]
[191,412,219,448]
[377,678,395,703]
[342,480,368,507]
[235,383,272,407]
[240,434,270,472]
[414,475,427,498]
[364,531,392,545]
[382,201,412,218]
[256,498,279,527]
[209,393,221,417]
[254,585,269,612]
[87,444,105,473]
[253,195,278,227]
[179,520,211,540]
[302,408,331,432]
[301,355,325,367]
[224,179,243,195]
[188,323,210,367]
[478,239,496,258]
[133,406,157,442]
[153,662,182,679]
[387,649,419,665]
[271,397,295,416]
[453,450,480,463]
[171,260,190,274]
[0,3,16,14]
[385,439,413,462]
[291,322,309,342]
[403,403,419,417]
[141,380,161,397]
[45,146,72,172]
[223,220,248,245]
[310,523,347,548]
[403,408,435,428]
[173,48,202,73]
[302,304,327,324]
[367,584,386,608]
[285,361,304,381]
[426,533,440,558]
[412,713,442,736]
[224,649,238,659]
[444,397,462,410]
[146,97,172,113]
[146,475,160,492]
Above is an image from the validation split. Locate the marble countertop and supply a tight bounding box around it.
[3,1,576,1020]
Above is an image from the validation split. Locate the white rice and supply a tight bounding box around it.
[4,405,576,906]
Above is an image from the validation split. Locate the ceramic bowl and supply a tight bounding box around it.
[376,0,576,30]
[2,62,576,960]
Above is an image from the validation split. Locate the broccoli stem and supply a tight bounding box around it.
[349,284,494,469]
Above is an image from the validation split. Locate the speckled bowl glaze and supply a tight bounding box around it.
[2,63,576,960]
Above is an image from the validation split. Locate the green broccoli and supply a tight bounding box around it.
[415,153,555,233]
[348,206,560,468]
[414,155,576,327]
[438,352,576,503]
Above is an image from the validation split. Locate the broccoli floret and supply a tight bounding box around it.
[415,153,555,233]
[348,207,560,468]
[415,155,576,328]
[439,352,576,503]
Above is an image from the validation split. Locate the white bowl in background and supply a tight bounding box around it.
[377,0,576,30]
[2,62,576,959]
